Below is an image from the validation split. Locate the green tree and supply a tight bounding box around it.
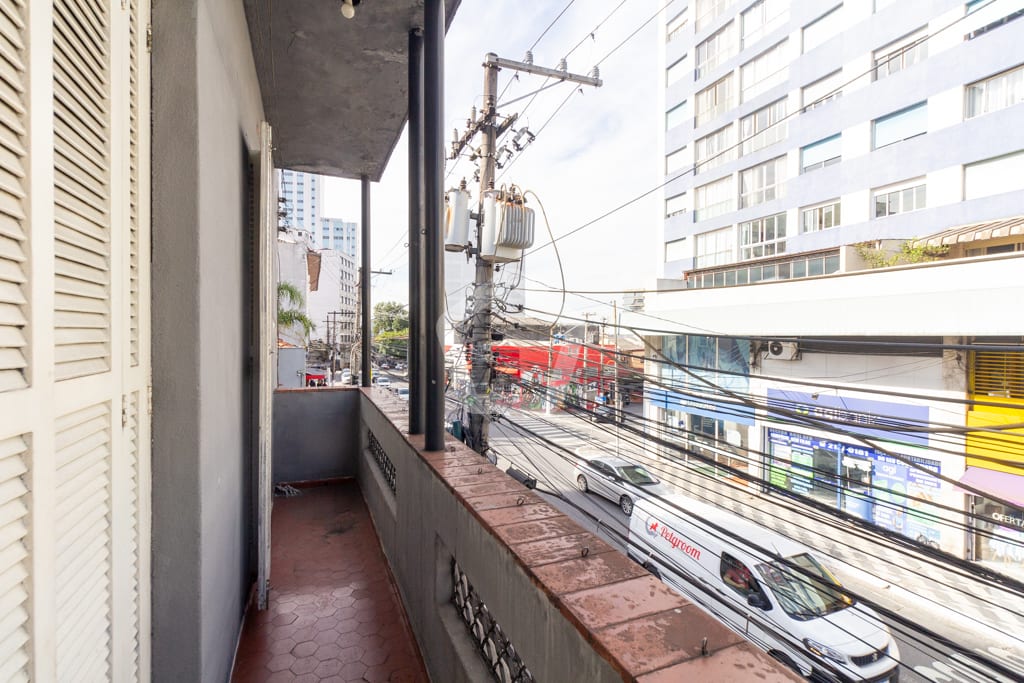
[372,301,409,336]
[277,281,315,341]
[376,330,407,359]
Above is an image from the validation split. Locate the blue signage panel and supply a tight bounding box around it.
[766,389,930,447]
[646,388,755,425]
[767,427,942,545]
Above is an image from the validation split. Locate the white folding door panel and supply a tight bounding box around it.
[0,0,151,680]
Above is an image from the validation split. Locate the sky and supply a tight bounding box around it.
[323,0,664,324]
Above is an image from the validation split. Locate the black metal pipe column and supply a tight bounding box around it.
[423,0,445,450]
[361,175,371,388]
[407,28,425,434]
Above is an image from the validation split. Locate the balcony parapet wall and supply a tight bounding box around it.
[358,389,799,682]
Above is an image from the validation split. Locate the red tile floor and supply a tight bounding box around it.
[232,481,429,682]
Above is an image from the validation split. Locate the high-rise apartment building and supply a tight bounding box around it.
[320,217,359,258]
[660,0,1024,287]
[278,169,323,236]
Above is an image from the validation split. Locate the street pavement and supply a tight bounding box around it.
[489,407,1024,683]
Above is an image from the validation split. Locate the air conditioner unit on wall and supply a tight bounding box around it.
[765,341,799,360]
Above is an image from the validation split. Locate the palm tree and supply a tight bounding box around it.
[277,282,315,341]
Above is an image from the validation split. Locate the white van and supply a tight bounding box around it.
[627,494,900,683]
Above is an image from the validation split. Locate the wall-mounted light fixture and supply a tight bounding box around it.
[340,0,361,19]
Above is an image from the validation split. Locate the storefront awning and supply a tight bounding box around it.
[958,467,1024,507]
[912,215,1024,248]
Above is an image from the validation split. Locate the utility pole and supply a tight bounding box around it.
[456,53,602,457]
[465,56,500,457]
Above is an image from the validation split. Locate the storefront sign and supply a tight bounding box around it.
[766,389,930,447]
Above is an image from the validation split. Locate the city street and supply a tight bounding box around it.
[489,408,1024,683]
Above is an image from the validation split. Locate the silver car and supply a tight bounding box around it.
[572,451,663,515]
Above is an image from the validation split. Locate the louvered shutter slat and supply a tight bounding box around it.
[53,229,107,269]
[0,3,26,39]
[0,347,27,370]
[0,371,23,392]
[54,327,105,345]
[0,489,27,524]
[0,260,25,285]
[55,252,107,285]
[0,279,23,303]
[0,233,26,261]
[54,169,107,220]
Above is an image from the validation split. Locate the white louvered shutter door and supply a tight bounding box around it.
[0,0,152,680]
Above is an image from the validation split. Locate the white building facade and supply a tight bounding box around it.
[660,0,1024,285]
[278,169,323,235]
[320,217,358,258]
[647,0,1024,577]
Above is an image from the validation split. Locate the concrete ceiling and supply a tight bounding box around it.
[243,0,460,182]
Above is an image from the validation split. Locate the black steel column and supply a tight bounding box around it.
[408,28,425,434]
[423,0,445,450]
[361,175,371,388]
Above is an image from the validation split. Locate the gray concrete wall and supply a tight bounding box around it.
[358,395,625,683]
[152,0,266,680]
[273,389,361,484]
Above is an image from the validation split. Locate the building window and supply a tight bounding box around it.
[966,63,1024,118]
[696,22,737,80]
[801,200,841,232]
[695,226,735,268]
[964,150,1024,199]
[740,212,787,259]
[666,146,688,175]
[667,8,689,41]
[741,40,788,102]
[665,238,688,262]
[803,5,843,53]
[873,102,927,148]
[666,100,690,130]
[873,180,926,218]
[694,175,734,222]
[873,28,927,80]
[695,124,735,174]
[740,98,787,154]
[801,134,841,173]
[696,0,730,32]
[802,70,843,111]
[741,0,788,48]
[667,56,689,86]
[695,74,735,127]
[666,193,688,217]
[739,156,786,209]
[965,0,1024,40]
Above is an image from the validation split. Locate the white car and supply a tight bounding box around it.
[572,451,664,515]
[375,376,391,389]
[396,387,409,401]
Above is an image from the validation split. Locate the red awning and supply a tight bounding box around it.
[957,467,1024,507]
